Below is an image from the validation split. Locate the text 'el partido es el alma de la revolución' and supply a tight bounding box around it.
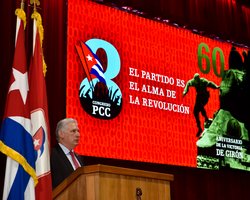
[128,67,190,114]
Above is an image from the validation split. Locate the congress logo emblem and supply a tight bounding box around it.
[76,39,122,119]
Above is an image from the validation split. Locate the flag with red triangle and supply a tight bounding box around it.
[0,8,37,200]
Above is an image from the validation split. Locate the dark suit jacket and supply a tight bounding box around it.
[50,143,83,189]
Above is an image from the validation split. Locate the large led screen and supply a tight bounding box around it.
[66,0,250,171]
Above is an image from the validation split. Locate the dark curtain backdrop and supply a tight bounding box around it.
[122,0,250,46]
[0,0,250,199]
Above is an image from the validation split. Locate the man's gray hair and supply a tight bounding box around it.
[55,118,78,141]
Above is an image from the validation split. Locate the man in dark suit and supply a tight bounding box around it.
[50,118,83,189]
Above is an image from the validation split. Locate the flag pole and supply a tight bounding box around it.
[31,0,47,76]
[21,0,24,9]
[15,0,27,30]
[33,0,39,12]
[30,0,39,11]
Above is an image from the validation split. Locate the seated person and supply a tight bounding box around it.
[50,118,83,188]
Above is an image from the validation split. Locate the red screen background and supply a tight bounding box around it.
[66,0,245,167]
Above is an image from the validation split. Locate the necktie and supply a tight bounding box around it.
[69,151,80,169]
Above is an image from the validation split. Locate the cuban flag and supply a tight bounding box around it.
[76,41,106,84]
[0,8,37,200]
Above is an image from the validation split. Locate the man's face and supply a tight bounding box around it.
[60,122,80,150]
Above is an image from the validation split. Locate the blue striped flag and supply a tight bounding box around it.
[78,41,106,84]
[0,8,37,200]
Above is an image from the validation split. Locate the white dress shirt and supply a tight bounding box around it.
[59,143,80,170]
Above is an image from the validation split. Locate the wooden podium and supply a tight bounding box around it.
[53,164,174,200]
